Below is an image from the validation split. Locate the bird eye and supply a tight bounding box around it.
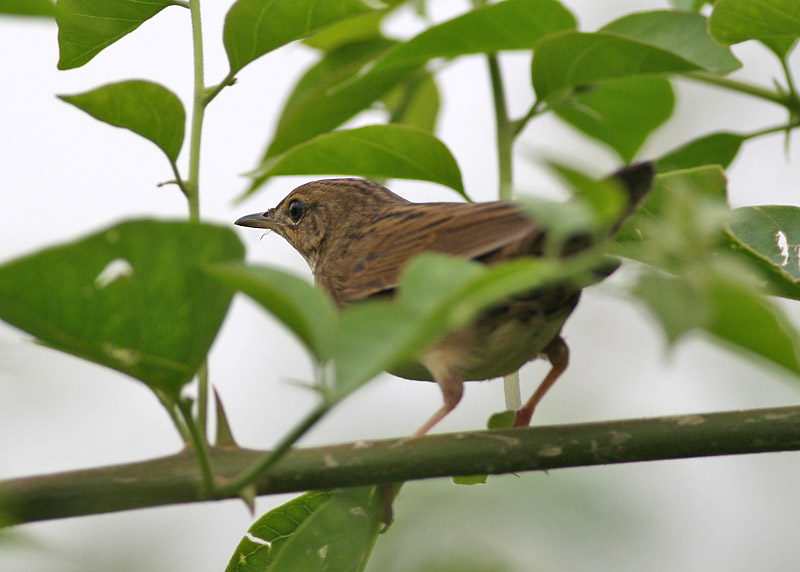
[287,199,306,223]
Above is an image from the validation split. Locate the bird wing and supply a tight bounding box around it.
[318,201,541,305]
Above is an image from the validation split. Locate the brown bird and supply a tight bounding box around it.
[235,163,654,435]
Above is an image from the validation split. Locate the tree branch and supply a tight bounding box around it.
[3,405,800,526]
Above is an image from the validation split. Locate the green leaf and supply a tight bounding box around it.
[268,487,384,572]
[725,206,800,299]
[617,165,728,233]
[224,491,334,572]
[614,166,729,267]
[332,252,602,395]
[384,72,441,132]
[371,0,576,70]
[555,76,674,162]
[635,270,800,377]
[0,221,243,398]
[669,0,709,11]
[488,410,516,429]
[655,132,745,172]
[303,10,386,51]
[329,256,494,396]
[55,0,174,70]
[602,10,741,74]
[544,162,628,230]
[330,302,427,398]
[396,252,486,314]
[727,206,800,282]
[59,81,185,163]
[261,38,397,162]
[248,0,576,194]
[246,124,465,198]
[206,263,337,361]
[0,0,54,16]
[532,31,703,101]
[763,37,798,60]
[223,0,379,76]
[704,274,800,376]
[634,271,708,341]
[709,0,800,47]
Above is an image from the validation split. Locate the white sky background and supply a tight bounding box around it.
[1,1,800,570]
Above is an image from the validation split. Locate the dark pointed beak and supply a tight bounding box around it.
[234,212,281,229]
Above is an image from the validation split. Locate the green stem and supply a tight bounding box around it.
[487,54,513,201]
[512,100,544,136]
[155,390,192,444]
[683,71,800,114]
[8,405,800,525]
[197,360,209,443]
[188,0,215,449]
[743,118,800,140]
[204,73,236,106]
[167,160,189,198]
[486,52,521,410]
[779,56,798,103]
[178,399,216,498]
[513,91,582,136]
[215,403,329,498]
[186,0,205,223]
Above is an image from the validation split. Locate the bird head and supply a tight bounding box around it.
[235,178,407,272]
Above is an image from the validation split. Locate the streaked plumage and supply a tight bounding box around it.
[236,163,654,435]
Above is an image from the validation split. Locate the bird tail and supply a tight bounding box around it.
[608,161,655,233]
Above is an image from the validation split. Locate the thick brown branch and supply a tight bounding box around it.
[3,405,800,525]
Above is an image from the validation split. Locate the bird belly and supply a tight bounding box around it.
[389,293,578,382]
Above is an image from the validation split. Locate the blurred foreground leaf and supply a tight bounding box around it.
[614,165,729,269]
[331,252,606,397]
[207,263,337,361]
[636,270,800,376]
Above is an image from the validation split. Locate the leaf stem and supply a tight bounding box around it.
[683,71,800,114]
[205,73,236,106]
[742,118,800,140]
[168,160,190,198]
[197,360,209,442]
[178,399,216,498]
[779,55,798,103]
[487,54,513,201]
[155,390,192,444]
[512,100,544,136]
[214,403,329,498]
